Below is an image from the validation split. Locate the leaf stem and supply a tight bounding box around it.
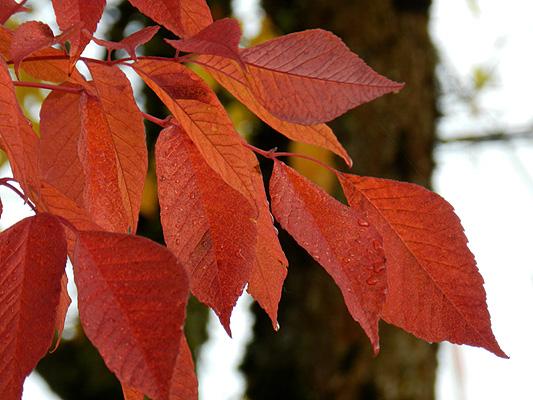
[0,178,37,213]
[13,81,83,93]
[244,143,339,175]
[142,112,169,127]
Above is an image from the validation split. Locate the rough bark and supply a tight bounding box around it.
[241,1,439,399]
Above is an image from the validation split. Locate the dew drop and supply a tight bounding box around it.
[273,226,279,235]
[372,239,382,251]
[358,219,370,227]
[366,276,379,286]
[189,192,196,199]
[373,263,386,273]
[274,322,280,331]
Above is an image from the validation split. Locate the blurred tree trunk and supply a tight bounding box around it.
[241,1,439,399]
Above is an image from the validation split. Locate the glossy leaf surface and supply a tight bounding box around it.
[127,0,212,38]
[166,18,241,61]
[247,171,288,329]
[0,214,67,399]
[79,63,147,233]
[196,55,352,166]
[134,59,258,208]
[73,231,189,400]
[156,125,256,333]
[270,161,387,352]
[339,173,507,357]
[241,29,403,124]
[51,0,105,65]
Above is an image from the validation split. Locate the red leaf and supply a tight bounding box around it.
[91,25,159,60]
[1,23,90,83]
[50,273,71,353]
[9,21,55,75]
[0,214,67,399]
[0,0,29,24]
[122,336,198,400]
[156,125,256,333]
[166,18,241,62]
[39,88,85,208]
[79,63,147,233]
[73,231,189,400]
[127,0,212,38]
[339,173,507,357]
[196,54,352,166]
[0,58,40,199]
[247,172,288,330]
[133,59,258,209]
[0,197,2,219]
[269,161,387,352]
[241,29,404,124]
[51,0,105,66]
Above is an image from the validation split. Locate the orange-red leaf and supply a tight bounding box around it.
[0,58,40,199]
[51,0,105,67]
[196,54,352,166]
[39,88,85,208]
[156,125,256,333]
[247,172,287,329]
[133,59,258,208]
[73,231,189,400]
[79,63,147,233]
[269,161,387,352]
[166,18,241,62]
[1,26,84,83]
[0,213,67,399]
[10,21,55,75]
[127,0,212,38]
[91,25,159,60]
[122,336,198,400]
[339,173,507,357]
[241,29,404,124]
[0,0,29,24]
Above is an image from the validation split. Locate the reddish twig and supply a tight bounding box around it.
[0,178,37,213]
[244,143,339,175]
[13,81,83,93]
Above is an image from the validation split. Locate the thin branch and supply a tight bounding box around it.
[13,81,83,93]
[0,178,37,213]
[438,127,533,144]
[142,112,169,127]
[244,143,339,175]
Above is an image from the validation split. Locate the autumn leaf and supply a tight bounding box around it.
[269,161,387,352]
[51,0,105,67]
[90,25,159,60]
[39,88,85,208]
[196,54,352,166]
[241,29,403,124]
[50,273,71,353]
[0,58,40,199]
[128,0,212,38]
[339,173,507,357]
[122,336,198,400]
[0,0,29,24]
[156,125,256,333]
[79,63,147,233]
[166,18,242,62]
[133,59,258,208]
[0,214,67,399]
[73,231,190,400]
[9,21,56,75]
[247,171,288,330]
[0,197,2,219]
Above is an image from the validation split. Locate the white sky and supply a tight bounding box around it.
[0,0,530,399]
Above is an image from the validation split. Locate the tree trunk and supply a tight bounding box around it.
[242,1,439,399]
